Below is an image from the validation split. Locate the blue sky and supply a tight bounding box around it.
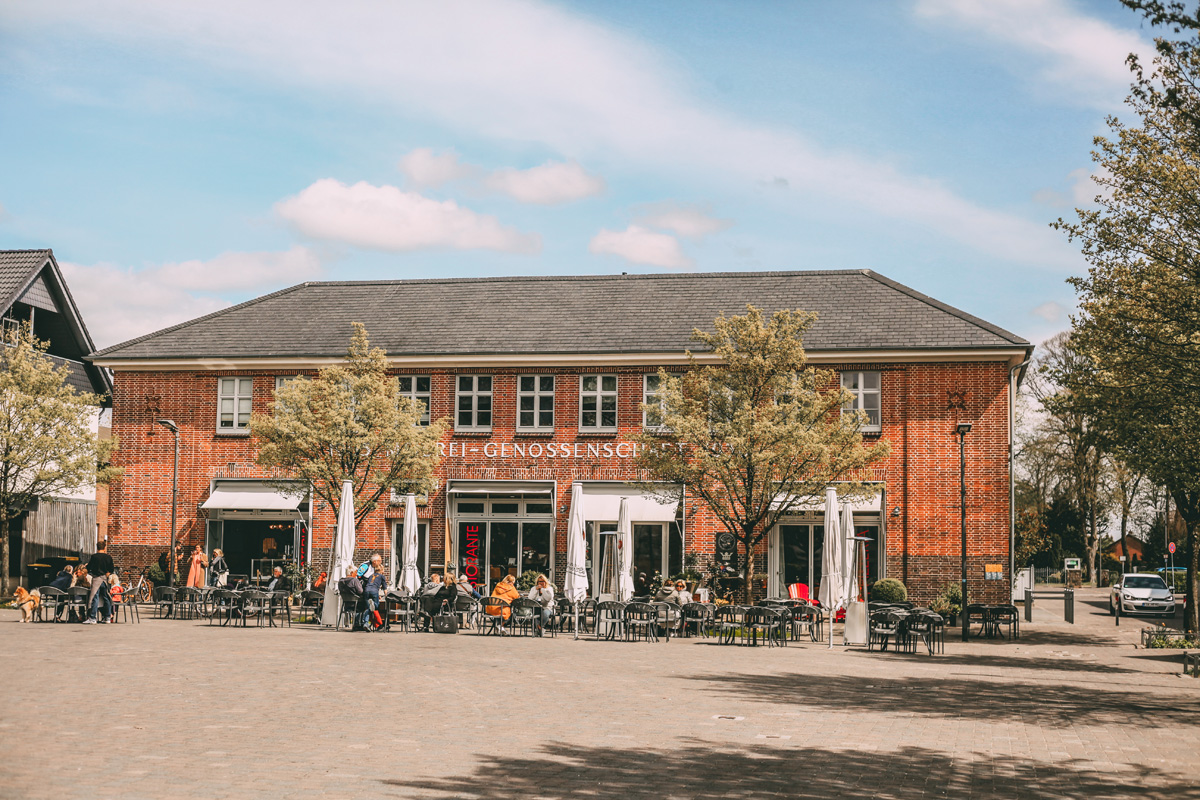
[0,0,1156,349]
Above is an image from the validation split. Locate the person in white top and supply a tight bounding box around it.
[527,574,555,636]
[673,580,694,605]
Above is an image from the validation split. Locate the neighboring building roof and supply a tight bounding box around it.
[90,269,1031,362]
[0,249,112,397]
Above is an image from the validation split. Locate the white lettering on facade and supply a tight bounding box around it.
[437,439,680,460]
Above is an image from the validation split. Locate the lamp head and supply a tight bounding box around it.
[156,419,179,434]
[956,422,972,436]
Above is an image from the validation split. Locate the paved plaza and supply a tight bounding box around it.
[3,590,1200,800]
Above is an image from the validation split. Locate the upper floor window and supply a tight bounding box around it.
[580,374,618,431]
[643,373,672,430]
[456,375,492,431]
[841,370,881,432]
[518,375,555,431]
[218,377,253,432]
[398,375,432,426]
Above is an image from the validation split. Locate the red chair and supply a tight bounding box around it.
[787,583,810,600]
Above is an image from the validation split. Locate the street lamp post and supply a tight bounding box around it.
[957,422,972,643]
[157,419,180,589]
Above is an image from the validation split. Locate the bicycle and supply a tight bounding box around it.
[123,568,153,605]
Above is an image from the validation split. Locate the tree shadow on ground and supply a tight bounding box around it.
[383,740,1194,800]
[1014,628,1122,647]
[854,650,1141,674]
[679,671,1200,729]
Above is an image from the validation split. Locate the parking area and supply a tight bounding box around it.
[3,590,1200,799]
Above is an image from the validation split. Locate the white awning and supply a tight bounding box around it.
[577,481,680,522]
[446,480,554,495]
[771,485,882,513]
[202,482,306,511]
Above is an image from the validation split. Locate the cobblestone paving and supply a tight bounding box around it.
[3,589,1200,799]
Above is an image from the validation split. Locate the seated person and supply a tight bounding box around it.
[673,580,693,605]
[435,572,459,614]
[457,574,482,600]
[48,566,73,620]
[654,582,680,604]
[264,566,291,594]
[486,574,521,629]
[72,565,91,588]
[419,574,443,631]
[527,574,555,636]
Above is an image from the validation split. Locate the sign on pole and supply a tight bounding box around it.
[1064,557,1080,571]
[1168,542,1176,554]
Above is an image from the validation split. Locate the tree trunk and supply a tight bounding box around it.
[739,536,755,605]
[0,513,8,595]
[1086,504,1099,586]
[1175,490,1200,635]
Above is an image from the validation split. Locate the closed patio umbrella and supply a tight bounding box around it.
[563,482,589,638]
[398,494,422,597]
[616,497,635,602]
[320,480,357,627]
[817,487,844,648]
[841,499,868,646]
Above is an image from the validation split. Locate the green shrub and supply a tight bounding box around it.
[147,564,177,586]
[871,578,908,603]
[516,569,542,592]
[1146,633,1200,649]
[936,582,962,616]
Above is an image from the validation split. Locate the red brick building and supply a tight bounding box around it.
[89,270,1031,603]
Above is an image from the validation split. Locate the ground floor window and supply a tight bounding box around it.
[770,519,881,598]
[584,520,680,598]
[391,520,429,585]
[211,518,299,583]
[456,519,552,593]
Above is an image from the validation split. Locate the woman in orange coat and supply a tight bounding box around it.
[186,545,207,588]
[487,574,521,621]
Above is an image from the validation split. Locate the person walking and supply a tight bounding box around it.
[84,541,115,624]
[210,549,229,587]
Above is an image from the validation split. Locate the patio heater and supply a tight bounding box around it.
[157,419,180,589]
[957,422,972,642]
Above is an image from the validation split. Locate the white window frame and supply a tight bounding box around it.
[841,370,881,433]
[455,375,493,431]
[517,374,555,432]
[398,375,432,426]
[642,373,676,431]
[217,377,253,433]
[579,374,618,431]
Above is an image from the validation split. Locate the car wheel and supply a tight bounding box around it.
[1108,598,1114,616]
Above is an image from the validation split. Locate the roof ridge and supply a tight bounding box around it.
[858,270,1030,346]
[89,282,312,358]
[299,269,870,289]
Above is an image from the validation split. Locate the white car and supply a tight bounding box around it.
[1110,574,1176,616]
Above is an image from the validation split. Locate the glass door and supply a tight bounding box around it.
[773,524,824,598]
[488,521,519,588]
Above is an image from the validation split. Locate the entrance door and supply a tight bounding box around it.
[457,520,555,593]
[771,524,824,598]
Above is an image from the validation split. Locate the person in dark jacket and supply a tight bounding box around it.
[85,541,116,623]
[360,559,387,631]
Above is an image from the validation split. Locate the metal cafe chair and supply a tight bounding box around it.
[744,606,788,647]
[208,590,240,626]
[593,601,626,641]
[387,595,420,632]
[66,586,91,622]
[476,597,510,635]
[652,602,681,641]
[152,586,177,619]
[35,586,67,622]
[240,590,271,628]
[713,605,746,645]
[298,589,324,623]
[266,591,292,627]
[680,602,713,638]
[509,597,543,636]
[175,587,203,620]
[335,592,366,631]
[623,602,660,642]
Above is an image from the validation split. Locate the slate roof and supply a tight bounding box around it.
[89,270,1030,361]
[0,249,54,311]
[0,249,111,397]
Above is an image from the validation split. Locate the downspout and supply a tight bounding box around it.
[1009,356,1031,597]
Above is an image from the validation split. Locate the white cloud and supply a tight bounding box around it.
[484,160,604,204]
[1031,300,1068,323]
[913,0,1154,105]
[634,202,731,238]
[275,178,541,253]
[60,246,323,348]
[589,225,691,269]
[398,148,477,188]
[10,0,1088,269]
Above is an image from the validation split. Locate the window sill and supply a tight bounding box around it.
[215,430,251,437]
[576,430,618,437]
[453,429,493,437]
[514,430,554,437]
[861,429,883,437]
